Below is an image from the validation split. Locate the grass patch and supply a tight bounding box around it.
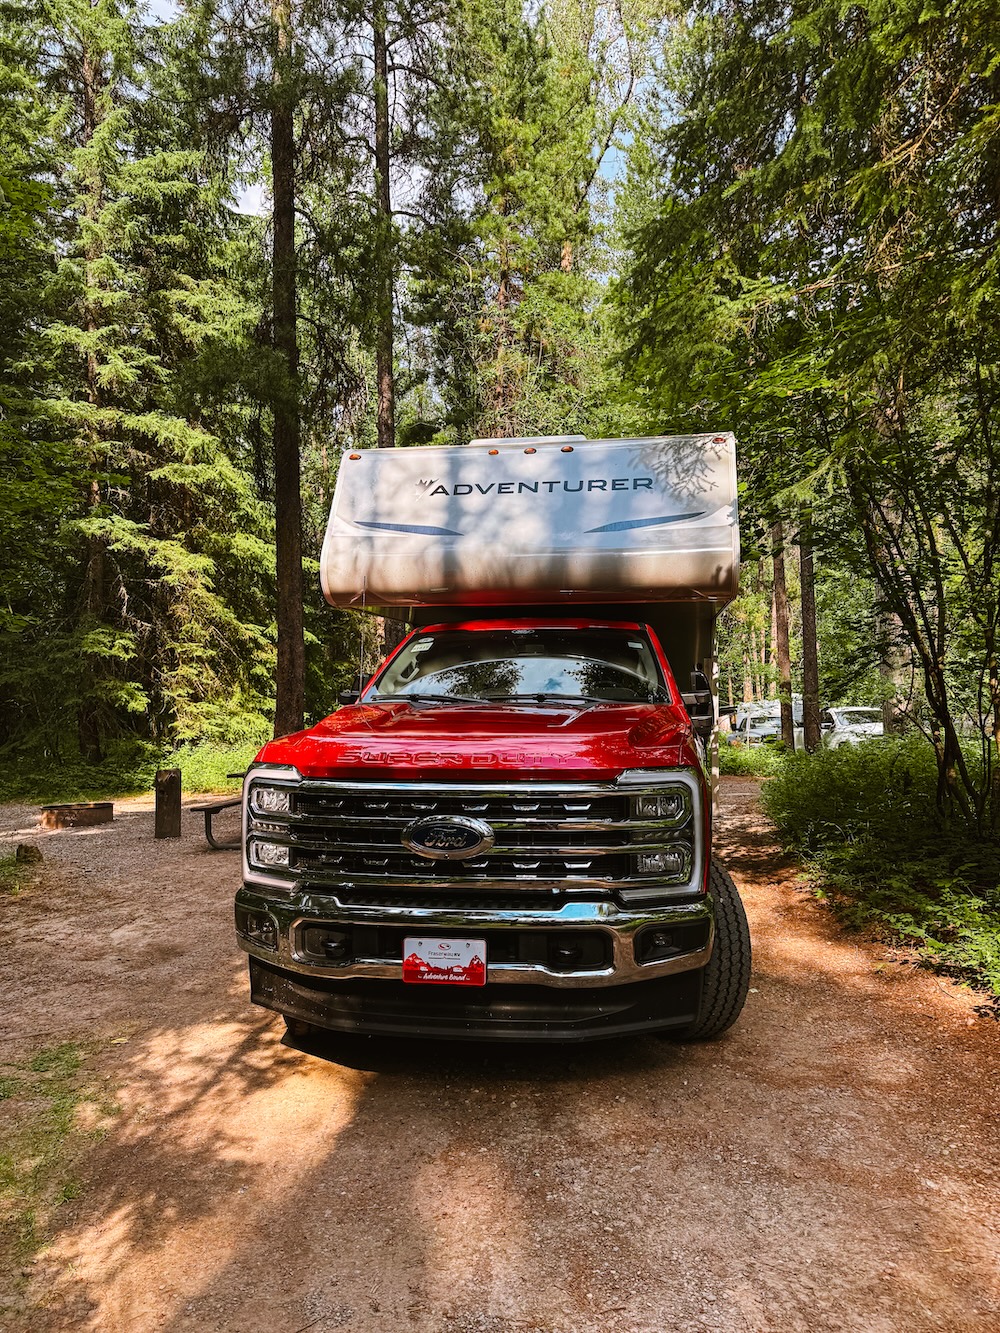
[762,738,1000,1005]
[0,854,31,897]
[0,1040,119,1285]
[0,737,266,805]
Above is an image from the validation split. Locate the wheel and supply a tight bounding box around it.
[672,857,751,1041]
[282,1013,316,1039]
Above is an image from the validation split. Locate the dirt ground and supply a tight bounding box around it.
[0,779,997,1333]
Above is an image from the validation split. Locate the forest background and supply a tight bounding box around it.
[1,2,998,987]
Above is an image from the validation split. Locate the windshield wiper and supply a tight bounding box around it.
[491,693,608,705]
[374,692,485,705]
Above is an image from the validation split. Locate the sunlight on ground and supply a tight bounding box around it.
[38,1020,373,1330]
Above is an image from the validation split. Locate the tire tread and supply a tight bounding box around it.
[678,856,751,1041]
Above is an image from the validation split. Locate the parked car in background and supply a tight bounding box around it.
[728,698,803,749]
[821,706,884,748]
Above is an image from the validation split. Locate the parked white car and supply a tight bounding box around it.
[727,699,803,749]
[821,706,884,748]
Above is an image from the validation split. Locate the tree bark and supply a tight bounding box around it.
[373,0,395,450]
[878,609,908,735]
[271,0,305,737]
[78,36,106,764]
[772,519,795,751]
[799,507,821,751]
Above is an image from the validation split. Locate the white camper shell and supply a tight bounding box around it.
[321,433,740,611]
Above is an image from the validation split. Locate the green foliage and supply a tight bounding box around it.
[612,0,1000,831]
[763,739,1000,1000]
[761,737,941,853]
[405,0,635,442]
[718,742,784,778]
[169,738,266,793]
[0,0,284,761]
[0,737,265,805]
[0,855,29,897]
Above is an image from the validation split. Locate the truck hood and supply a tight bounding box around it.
[255,700,699,782]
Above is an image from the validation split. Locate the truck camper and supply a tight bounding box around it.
[236,434,751,1042]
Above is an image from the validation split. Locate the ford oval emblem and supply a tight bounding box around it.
[402,815,495,860]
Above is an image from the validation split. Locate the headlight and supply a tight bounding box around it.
[616,768,703,899]
[633,847,691,879]
[632,791,689,822]
[251,785,292,814]
[249,839,291,869]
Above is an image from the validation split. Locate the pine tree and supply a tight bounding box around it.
[0,0,279,758]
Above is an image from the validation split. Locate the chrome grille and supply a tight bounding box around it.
[294,792,627,823]
[246,777,700,901]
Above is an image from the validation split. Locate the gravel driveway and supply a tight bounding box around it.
[1,779,997,1332]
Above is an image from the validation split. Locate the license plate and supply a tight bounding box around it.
[403,936,486,986]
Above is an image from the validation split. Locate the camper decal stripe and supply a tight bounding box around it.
[353,519,464,537]
[586,511,706,534]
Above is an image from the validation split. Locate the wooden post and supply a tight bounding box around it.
[155,768,182,839]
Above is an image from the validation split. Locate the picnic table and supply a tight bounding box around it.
[189,773,244,849]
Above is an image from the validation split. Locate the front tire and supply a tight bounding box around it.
[673,857,751,1041]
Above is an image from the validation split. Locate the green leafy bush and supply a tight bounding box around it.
[718,741,785,777]
[0,736,267,805]
[168,739,266,793]
[760,736,940,851]
[763,738,1000,1003]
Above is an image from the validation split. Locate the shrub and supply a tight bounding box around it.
[0,736,267,805]
[762,737,1000,1003]
[718,741,785,777]
[168,739,267,793]
[760,736,940,852]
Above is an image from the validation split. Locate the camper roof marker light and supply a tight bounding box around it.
[524,447,536,454]
[488,449,499,456]
[561,445,574,452]
[349,452,361,459]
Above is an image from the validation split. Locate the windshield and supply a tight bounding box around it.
[747,717,780,735]
[839,708,882,726]
[370,627,668,704]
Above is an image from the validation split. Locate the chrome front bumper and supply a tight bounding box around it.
[235,887,714,989]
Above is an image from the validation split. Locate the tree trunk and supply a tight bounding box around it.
[373,5,407,653]
[772,519,795,751]
[799,507,821,751]
[878,609,909,735]
[373,0,395,450]
[271,0,305,737]
[78,38,106,764]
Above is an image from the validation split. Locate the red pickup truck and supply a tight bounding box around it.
[236,436,751,1042]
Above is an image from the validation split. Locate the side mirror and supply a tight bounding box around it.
[681,678,714,743]
[338,689,361,706]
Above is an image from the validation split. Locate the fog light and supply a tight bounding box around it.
[633,792,687,820]
[550,943,583,969]
[251,786,292,814]
[236,908,278,950]
[634,848,690,878]
[636,929,676,963]
[250,839,291,869]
